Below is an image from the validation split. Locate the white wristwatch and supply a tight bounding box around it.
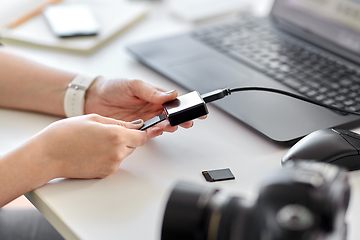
[64,75,98,117]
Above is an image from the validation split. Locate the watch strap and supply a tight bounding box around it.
[64,75,98,117]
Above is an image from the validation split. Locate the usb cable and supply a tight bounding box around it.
[202,87,360,115]
[140,87,360,131]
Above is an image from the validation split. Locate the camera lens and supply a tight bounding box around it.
[161,182,253,240]
[276,204,314,231]
[161,182,218,240]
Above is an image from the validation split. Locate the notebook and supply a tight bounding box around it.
[127,0,360,144]
[0,0,147,52]
[167,0,251,22]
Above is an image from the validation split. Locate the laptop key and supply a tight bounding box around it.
[344,100,355,106]
[339,79,353,86]
[283,78,303,89]
[350,75,360,82]
[306,90,318,97]
[326,91,337,97]
[323,99,335,105]
[347,105,360,112]
[315,95,326,101]
[336,95,347,101]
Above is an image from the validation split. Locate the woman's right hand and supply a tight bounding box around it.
[34,114,147,179]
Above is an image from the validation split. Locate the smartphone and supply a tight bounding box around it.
[43,4,100,38]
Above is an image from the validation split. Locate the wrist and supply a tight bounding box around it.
[22,137,59,183]
[0,136,58,206]
[84,76,106,115]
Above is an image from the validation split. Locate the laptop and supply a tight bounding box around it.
[127,0,360,144]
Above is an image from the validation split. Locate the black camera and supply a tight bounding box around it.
[161,161,351,240]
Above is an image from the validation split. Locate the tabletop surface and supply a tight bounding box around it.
[2,1,360,240]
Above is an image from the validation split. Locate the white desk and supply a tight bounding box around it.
[2,1,360,240]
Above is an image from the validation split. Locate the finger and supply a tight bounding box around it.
[129,80,178,104]
[87,114,144,130]
[179,121,194,129]
[121,128,148,148]
[123,144,137,154]
[122,119,144,130]
[89,115,147,147]
[146,127,164,138]
[118,145,136,162]
[86,114,122,125]
[156,120,178,133]
[179,115,207,127]
[110,121,148,148]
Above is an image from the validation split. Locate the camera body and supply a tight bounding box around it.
[161,161,350,240]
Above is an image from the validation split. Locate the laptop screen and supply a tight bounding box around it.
[272,0,360,56]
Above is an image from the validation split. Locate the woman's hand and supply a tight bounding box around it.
[0,114,147,206]
[84,78,199,138]
[34,114,147,179]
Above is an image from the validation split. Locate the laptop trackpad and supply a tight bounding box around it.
[170,56,253,92]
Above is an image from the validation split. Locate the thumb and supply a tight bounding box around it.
[122,119,144,130]
[130,80,178,104]
[89,115,144,130]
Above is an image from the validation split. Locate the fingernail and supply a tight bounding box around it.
[164,90,175,95]
[131,119,143,125]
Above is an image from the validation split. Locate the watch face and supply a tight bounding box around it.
[43,4,99,38]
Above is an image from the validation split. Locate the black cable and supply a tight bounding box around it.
[141,86,360,131]
[201,87,360,116]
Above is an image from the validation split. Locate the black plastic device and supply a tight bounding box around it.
[282,128,360,171]
[202,168,235,182]
[140,91,208,131]
[163,91,208,126]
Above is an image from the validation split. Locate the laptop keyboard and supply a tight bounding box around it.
[191,19,360,114]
